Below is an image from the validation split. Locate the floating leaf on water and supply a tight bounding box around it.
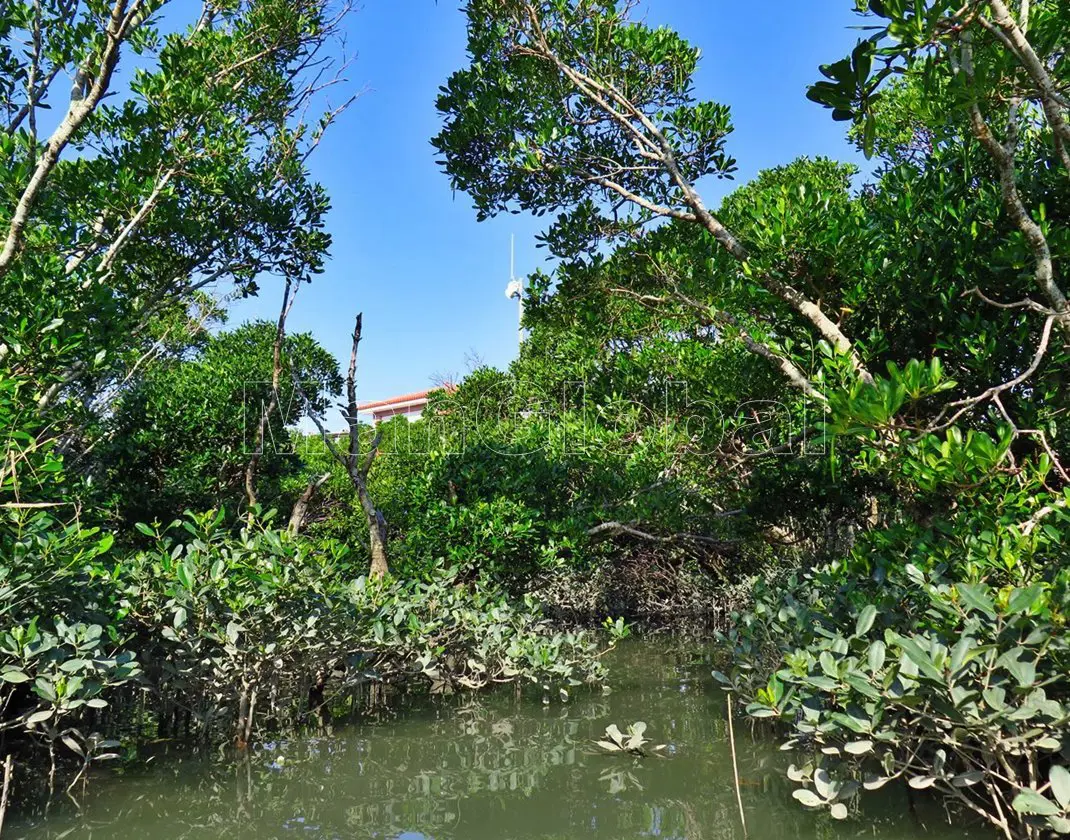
[792,789,823,808]
[787,763,809,782]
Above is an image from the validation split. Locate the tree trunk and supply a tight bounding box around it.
[367,514,389,579]
[289,312,390,578]
[344,315,390,578]
[287,472,329,534]
[245,277,297,513]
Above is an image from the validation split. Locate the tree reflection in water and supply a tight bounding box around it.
[8,640,977,840]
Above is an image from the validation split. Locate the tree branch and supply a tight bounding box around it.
[515,1,871,383]
[244,276,298,510]
[985,0,1070,172]
[292,313,390,578]
[0,0,146,279]
[956,34,1070,334]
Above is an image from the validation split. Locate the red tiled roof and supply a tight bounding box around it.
[356,390,433,411]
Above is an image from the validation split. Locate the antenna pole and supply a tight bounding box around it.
[510,234,524,348]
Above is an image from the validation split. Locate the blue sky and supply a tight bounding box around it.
[227,1,870,418]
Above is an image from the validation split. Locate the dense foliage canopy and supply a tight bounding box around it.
[0,0,616,806]
[429,1,1070,836]
[3,0,1070,836]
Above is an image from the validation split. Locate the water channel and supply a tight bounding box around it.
[7,639,986,839]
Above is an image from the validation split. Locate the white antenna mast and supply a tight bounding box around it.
[504,233,524,348]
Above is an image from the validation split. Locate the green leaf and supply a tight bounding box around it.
[814,768,836,800]
[896,636,944,682]
[956,583,995,618]
[855,604,877,637]
[844,673,881,700]
[61,734,84,756]
[949,636,975,675]
[1007,584,1044,615]
[1012,789,1062,816]
[863,774,889,790]
[176,562,194,591]
[1050,766,1070,810]
[867,640,886,673]
[862,114,876,159]
[803,675,840,691]
[996,647,1037,688]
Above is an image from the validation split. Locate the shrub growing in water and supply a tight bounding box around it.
[1,509,614,783]
[717,476,1070,838]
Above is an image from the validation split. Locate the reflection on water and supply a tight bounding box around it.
[8,639,985,839]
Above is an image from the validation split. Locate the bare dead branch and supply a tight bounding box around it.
[586,520,736,549]
[985,0,1070,171]
[608,285,827,401]
[292,313,390,578]
[1019,496,1068,535]
[930,314,1056,430]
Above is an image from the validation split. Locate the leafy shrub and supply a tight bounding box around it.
[718,488,1070,838]
[1,508,613,773]
[396,496,568,586]
[123,511,610,737]
[0,511,140,770]
[346,566,610,694]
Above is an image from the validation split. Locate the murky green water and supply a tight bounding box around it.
[8,639,985,839]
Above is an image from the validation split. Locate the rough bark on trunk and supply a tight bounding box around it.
[366,508,389,579]
[287,472,329,534]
